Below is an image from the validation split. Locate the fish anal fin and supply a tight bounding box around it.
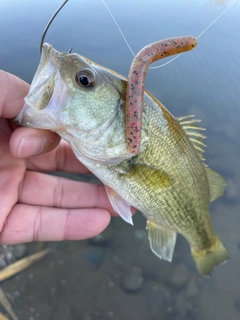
[205,167,227,202]
[146,220,176,262]
[105,186,133,225]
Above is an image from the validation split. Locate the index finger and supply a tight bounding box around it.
[0,70,29,118]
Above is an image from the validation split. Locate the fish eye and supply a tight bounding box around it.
[75,69,95,88]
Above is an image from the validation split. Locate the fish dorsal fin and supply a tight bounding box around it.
[146,220,177,262]
[177,115,207,161]
[205,167,227,202]
[105,186,133,225]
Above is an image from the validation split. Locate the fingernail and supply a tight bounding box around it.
[18,136,47,158]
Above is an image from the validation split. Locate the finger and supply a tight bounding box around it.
[10,127,61,158]
[17,137,91,173]
[19,171,117,215]
[0,71,62,159]
[0,204,111,244]
[0,70,29,118]
[9,124,90,172]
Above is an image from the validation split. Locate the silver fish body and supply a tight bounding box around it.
[16,43,228,275]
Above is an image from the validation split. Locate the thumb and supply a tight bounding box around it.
[9,127,61,158]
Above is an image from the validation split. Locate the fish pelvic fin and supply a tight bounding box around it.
[205,167,227,202]
[146,220,176,262]
[105,185,133,225]
[191,237,228,276]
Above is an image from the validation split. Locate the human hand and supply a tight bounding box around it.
[0,71,128,244]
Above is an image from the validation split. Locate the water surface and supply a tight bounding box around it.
[1,1,240,319]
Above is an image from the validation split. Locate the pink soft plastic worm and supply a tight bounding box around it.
[126,35,197,154]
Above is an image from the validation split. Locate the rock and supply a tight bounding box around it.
[174,294,188,319]
[121,266,144,293]
[50,304,73,320]
[0,245,15,267]
[145,282,169,308]
[186,276,198,297]
[88,228,113,247]
[15,301,53,320]
[169,263,189,288]
[199,284,240,320]
[83,248,104,268]
[12,244,28,259]
[134,229,147,241]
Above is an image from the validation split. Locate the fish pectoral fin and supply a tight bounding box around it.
[105,185,133,225]
[146,220,176,262]
[205,167,227,202]
[124,164,173,190]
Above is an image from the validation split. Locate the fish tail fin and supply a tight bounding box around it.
[191,237,228,276]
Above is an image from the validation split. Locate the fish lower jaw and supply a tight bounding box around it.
[15,103,57,130]
[71,143,132,167]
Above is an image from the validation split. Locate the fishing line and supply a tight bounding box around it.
[101,0,135,57]
[101,0,237,69]
[196,0,237,40]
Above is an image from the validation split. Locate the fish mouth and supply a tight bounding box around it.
[25,43,56,111]
[25,73,55,110]
[30,43,55,89]
[15,43,66,128]
[15,73,54,126]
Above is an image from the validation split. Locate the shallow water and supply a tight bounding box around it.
[1,0,240,319]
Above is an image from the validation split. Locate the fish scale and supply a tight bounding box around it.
[16,43,228,276]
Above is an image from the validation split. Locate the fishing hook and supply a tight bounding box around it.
[40,0,69,53]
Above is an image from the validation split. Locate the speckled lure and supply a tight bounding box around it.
[126,36,197,153]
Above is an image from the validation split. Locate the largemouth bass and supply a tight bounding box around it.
[16,43,228,275]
